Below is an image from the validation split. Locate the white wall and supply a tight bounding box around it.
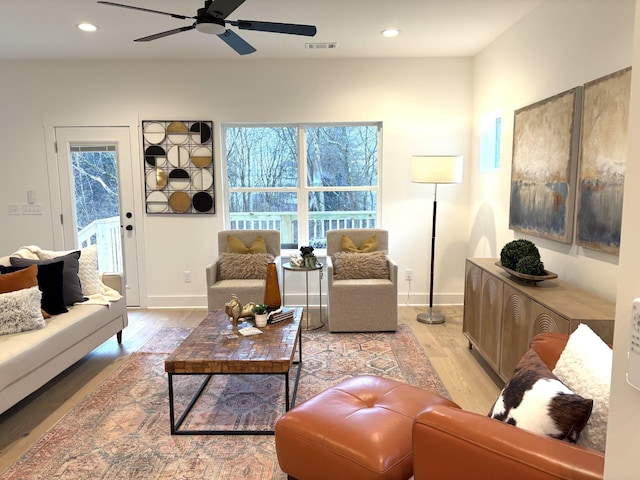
[0,57,472,307]
[471,0,634,301]
[472,0,640,476]
[605,1,640,476]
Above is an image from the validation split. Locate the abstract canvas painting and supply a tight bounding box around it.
[576,67,631,255]
[509,88,582,243]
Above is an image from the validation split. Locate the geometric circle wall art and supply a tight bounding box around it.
[142,120,215,214]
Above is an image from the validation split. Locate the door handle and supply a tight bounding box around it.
[126,225,133,231]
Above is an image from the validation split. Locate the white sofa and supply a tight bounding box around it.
[0,253,128,415]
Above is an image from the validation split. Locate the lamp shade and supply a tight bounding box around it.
[411,155,463,184]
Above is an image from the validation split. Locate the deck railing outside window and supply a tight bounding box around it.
[77,216,122,273]
[230,211,375,248]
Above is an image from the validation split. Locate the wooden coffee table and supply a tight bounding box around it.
[164,307,303,435]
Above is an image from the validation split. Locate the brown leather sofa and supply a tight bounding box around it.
[275,332,605,480]
[412,332,604,480]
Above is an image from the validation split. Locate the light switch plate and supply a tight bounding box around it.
[22,203,42,215]
[626,298,640,391]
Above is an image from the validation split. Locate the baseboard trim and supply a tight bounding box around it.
[143,292,464,309]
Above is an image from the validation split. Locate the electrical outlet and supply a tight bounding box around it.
[183,271,191,283]
[405,269,413,281]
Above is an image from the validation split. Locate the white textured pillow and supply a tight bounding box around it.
[332,251,390,280]
[218,253,275,280]
[553,323,612,452]
[0,286,46,335]
[39,245,103,296]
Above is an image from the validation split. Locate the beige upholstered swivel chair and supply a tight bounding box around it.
[206,230,281,312]
[326,228,398,332]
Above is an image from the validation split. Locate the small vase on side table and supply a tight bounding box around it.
[264,262,281,309]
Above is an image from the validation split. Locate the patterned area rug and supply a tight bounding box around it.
[2,325,448,480]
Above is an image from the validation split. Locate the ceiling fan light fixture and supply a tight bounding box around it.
[196,16,226,35]
[381,28,400,38]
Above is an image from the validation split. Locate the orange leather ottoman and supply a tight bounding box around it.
[274,375,458,480]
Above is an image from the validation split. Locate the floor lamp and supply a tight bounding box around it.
[411,155,463,324]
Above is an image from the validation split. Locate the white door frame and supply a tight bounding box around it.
[42,112,147,307]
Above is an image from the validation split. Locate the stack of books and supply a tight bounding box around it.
[268,307,295,324]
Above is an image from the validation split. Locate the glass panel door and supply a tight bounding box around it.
[55,127,140,306]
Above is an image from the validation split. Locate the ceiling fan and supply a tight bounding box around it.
[97,0,317,55]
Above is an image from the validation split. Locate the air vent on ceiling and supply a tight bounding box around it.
[305,42,337,49]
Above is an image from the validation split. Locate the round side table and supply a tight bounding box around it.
[282,262,323,330]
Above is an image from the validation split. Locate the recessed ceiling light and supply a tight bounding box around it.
[381,29,400,38]
[78,23,98,32]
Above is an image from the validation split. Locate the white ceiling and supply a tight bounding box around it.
[0,0,542,61]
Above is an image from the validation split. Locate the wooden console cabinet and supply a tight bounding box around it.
[463,258,615,381]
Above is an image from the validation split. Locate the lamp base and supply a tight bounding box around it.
[417,311,445,324]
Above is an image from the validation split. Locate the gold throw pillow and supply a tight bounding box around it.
[227,234,267,254]
[340,234,377,253]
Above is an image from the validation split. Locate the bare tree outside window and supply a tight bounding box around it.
[72,149,119,229]
[224,123,381,248]
[70,146,122,272]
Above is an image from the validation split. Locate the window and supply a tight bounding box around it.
[223,123,381,248]
[480,111,501,172]
[69,145,122,272]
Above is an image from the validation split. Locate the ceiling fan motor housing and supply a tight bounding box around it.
[195,9,226,35]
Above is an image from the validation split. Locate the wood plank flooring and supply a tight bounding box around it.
[0,306,501,474]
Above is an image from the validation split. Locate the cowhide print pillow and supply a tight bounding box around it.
[488,349,593,443]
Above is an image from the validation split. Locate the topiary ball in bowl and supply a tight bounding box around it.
[500,239,541,270]
[515,255,546,276]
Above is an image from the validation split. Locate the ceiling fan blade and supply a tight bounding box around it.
[217,29,256,55]
[135,25,196,42]
[97,1,194,20]
[229,20,317,37]
[205,0,246,19]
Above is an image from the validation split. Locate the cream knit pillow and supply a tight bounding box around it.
[39,244,104,296]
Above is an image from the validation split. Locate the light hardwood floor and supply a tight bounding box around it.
[0,305,502,474]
